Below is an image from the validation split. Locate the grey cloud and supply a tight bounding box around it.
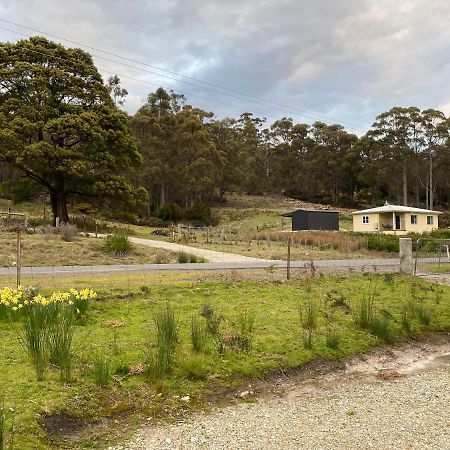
[1,0,449,131]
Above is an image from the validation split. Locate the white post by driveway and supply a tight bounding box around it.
[399,238,413,274]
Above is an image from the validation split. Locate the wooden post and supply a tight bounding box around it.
[206,227,210,244]
[287,237,291,280]
[16,229,22,287]
[95,222,98,238]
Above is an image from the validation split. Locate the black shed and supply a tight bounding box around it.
[281,209,339,231]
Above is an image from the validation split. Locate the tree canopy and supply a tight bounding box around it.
[0,37,146,224]
[1,36,450,226]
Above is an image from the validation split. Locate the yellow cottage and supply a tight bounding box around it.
[352,203,441,235]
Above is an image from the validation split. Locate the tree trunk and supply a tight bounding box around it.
[402,159,408,206]
[50,190,69,225]
[429,149,434,210]
[159,180,166,208]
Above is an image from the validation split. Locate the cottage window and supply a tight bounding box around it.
[411,215,417,224]
[362,216,369,224]
[427,216,434,225]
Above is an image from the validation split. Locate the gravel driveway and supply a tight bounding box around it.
[111,352,450,450]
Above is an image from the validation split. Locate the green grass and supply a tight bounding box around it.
[0,274,450,448]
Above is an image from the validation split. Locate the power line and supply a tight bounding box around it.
[0,25,348,127]
[0,18,367,132]
[0,29,301,123]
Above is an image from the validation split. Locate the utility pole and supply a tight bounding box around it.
[16,229,22,287]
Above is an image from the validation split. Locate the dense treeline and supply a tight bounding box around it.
[1,37,450,225]
[131,89,450,214]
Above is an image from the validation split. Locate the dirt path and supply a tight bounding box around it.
[111,337,450,450]
[128,236,273,263]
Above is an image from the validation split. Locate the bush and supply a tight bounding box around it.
[177,253,206,263]
[177,252,189,264]
[366,234,399,252]
[158,203,182,222]
[59,223,77,242]
[185,201,217,226]
[103,234,131,256]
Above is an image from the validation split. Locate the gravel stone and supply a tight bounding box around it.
[113,361,450,450]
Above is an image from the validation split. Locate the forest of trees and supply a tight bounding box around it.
[1,37,450,225]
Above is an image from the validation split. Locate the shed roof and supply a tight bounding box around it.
[352,204,442,215]
[281,209,339,217]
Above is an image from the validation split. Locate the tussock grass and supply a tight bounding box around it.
[190,315,207,353]
[93,352,111,387]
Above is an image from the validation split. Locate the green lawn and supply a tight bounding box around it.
[1,274,449,448]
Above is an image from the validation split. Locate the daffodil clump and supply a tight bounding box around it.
[0,286,97,312]
[1,286,97,381]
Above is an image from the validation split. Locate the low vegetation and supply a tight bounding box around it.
[0,232,178,267]
[0,274,449,448]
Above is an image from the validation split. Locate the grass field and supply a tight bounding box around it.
[0,232,178,267]
[0,274,449,449]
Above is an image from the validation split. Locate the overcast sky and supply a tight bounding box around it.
[1,0,450,133]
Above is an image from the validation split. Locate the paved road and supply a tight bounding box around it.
[0,258,402,276]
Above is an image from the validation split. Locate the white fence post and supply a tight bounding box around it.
[399,238,413,275]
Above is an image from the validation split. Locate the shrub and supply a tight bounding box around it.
[103,234,131,256]
[177,253,206,263]
[424,240,440,253]
[158,203,182,222]
[185,201,215,226]
[366,234,399,252]
[59,223,77,242]
[93,352,111,387]
[190,315,207,353]
[177,252,189,263]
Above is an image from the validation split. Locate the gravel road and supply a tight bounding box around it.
[111,354,450,450]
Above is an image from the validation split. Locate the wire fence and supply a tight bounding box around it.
[0,257,401,290]
[0,226,415,290]
[414,238,450,276]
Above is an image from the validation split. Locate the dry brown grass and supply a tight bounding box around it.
[0,232,177,267]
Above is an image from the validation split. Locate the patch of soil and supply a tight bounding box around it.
[41,413,92,436]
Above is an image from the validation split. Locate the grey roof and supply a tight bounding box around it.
[352,204,442,215]
[281,209,339,217]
